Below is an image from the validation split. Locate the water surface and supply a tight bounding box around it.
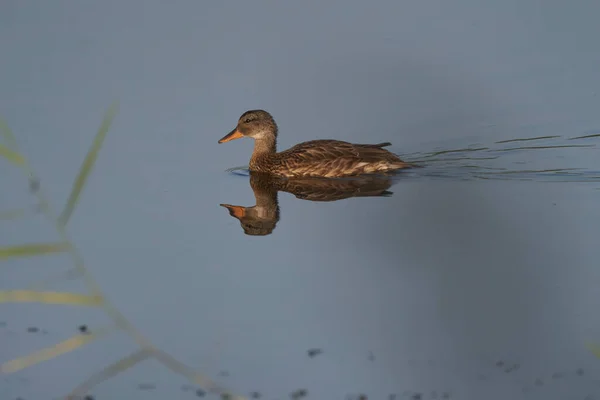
[2,1,600,400]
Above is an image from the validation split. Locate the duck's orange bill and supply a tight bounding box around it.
[220,204,246,219]
[218,128,244,143]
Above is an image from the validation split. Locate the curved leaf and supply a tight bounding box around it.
[0,117,18,149]
[1,328,112,373]
[0,242,70,260]
[67,349,150,398]
[0,144,25,165]
[0,290,103,306]
[59,102,119,226]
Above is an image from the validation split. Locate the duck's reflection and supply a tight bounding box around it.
[220,172,395,236]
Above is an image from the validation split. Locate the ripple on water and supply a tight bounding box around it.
[223,133,599,184]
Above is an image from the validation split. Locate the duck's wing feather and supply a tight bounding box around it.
[274,175,393,201]
[275,140,401,165]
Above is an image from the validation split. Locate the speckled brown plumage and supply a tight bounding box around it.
[220,172,394,236]
[218,110,414,178]
[267,173,393,201]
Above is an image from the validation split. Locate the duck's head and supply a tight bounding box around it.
[218,109,278,143]
[219,203,280,236]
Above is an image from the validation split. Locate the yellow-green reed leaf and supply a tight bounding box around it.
[151,348,246,400]
[59,102,119,227]
[0,242,70,260]
[0,117,18,149]
[0,143,25,165]
[0,290,103,306]
[586,342,600,358]
[0,328,112,373]
[67,349,151,398]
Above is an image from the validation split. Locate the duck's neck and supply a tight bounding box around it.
[249,173,279,218]
[254,195,279,220]
[250,136,277,165]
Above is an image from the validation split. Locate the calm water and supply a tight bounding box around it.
[2,1,600,400]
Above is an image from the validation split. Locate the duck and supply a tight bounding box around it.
[218,110,414,178]
[220,171,394,236]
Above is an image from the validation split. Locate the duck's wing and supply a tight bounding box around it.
[275,175,394,201]
[278,140,399,162]
[271,140,406,176]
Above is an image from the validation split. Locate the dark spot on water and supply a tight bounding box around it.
[495,360,504,367]
[290,389,307,398]
[358,395,368,400]
[195,389,206,397]
[512,363,520,370]
[218,370,229,377]
[221,394,232,400]
[534,378,543,386]
[411,393,422,400]
[368,351,375,361]
[0,321,6,327]
[577,368,585,376]
[250,391,261,399]
[137,383,155,390]
[551,372,564,379]
[441,392,451,399]
[307,348,323,358]
[84,396,94,400]
[29,178,40,193]
[79,325,89,334]
[26,327,39,333]
[388,394,397,400]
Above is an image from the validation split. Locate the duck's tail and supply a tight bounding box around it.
[401,161,424,168]
[361,142,423,168]
[372,142,392,148]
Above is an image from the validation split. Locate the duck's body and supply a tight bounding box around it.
[218,110,414,178]
[220,171,394,236]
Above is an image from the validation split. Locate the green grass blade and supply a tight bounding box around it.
[151,347,246,400]
[586,342,600,358]
[0,327,113,373]
[59,102,119,226]
[0,143,25,166]
[0,290,103,306]
[0,117,18,149]
[0,242,70,260]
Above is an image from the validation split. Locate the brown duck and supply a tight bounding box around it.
[218,110,414,178]
[221,172,394,236]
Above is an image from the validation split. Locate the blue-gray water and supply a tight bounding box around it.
[2,1,600,399]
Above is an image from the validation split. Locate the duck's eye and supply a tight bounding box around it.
[244,118,253,124]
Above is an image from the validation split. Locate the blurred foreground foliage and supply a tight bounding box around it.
[0,104,245,400]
